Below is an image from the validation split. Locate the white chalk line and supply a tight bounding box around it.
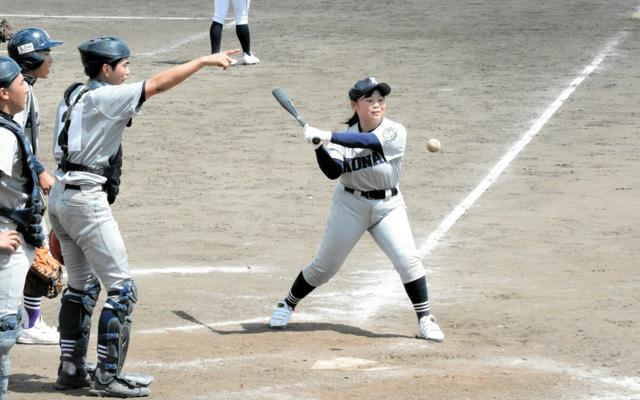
[137,313,324,335]
[137,32,209,57]
[2,14,211,21]
[496,356,640,396]
[0,17,235,58]
[131,265,263,275]
[137,18,236,57]
[416,30,628,260]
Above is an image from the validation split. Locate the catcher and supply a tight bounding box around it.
[48,36,238,397]
[8,27,63,345]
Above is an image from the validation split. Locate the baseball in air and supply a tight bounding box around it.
[426,138,441,153]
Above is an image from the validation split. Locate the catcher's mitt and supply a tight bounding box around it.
[0,18,13,43]
[25,247,64,298]
[49,231,64,264]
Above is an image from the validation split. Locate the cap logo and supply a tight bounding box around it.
[368,77,378,84]
[17,43,35,55]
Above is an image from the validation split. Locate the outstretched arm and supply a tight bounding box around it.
[144,49,240,99]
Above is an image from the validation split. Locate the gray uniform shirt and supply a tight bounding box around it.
[53,80,144,185]
[328,118,406,191]
[0,125,29,225]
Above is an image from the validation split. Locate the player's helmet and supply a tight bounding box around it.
[0,56,21,88]
[7,28,63,72]
[77,37,131,78]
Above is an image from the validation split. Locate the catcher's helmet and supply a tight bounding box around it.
[78,37,130,78]
[0,56,21,88]
[7,28,63,72]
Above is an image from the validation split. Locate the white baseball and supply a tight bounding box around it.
[426,138,441,153]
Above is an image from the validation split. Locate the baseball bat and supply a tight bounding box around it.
[271,87,321,145]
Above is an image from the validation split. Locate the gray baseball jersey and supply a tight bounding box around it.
[327,118,406,191]
[0,127,29,212]
[52,81,144,185]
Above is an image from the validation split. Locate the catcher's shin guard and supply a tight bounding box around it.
[0,315,22,399]
[96,280,138,382]
[58,280,100,366]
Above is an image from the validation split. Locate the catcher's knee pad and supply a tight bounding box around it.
[1,315,22,395]
[59,280,101,364]
[97,280,138,376]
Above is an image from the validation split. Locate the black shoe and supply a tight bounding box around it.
[89,368,151,398]
[54,363,91,390]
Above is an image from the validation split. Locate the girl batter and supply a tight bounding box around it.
[270,77,444,342]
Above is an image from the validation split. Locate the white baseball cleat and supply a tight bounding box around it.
[17,316,59,345]
[418,314,444,342]
[242,52,260,65]
[270,301,293,328]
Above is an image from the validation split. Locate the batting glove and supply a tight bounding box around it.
[304,125,332,148]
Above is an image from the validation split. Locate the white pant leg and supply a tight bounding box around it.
[213,0,231,24]
[48,184,130,291]
[303,188,369,287]
[49,184,96,290]
[0,228,34,317]
[232,0,250,24]
[369,194,425,284]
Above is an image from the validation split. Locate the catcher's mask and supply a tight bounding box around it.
[0,56,21,88]
[78,36,130,78]
[8,28,63,72]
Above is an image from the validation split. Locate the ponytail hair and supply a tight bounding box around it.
[345,112,359,127]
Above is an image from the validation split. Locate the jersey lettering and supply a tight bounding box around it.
[342,150,386,173]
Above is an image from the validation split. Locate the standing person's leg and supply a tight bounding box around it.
[18,219,59,345]
[232,0,259,64]
[210,0,230,53]
[369,196,444,341]
[49,185,101,390]
[51,186,151,396]
[270,189,368,327]
[0,232,34,399]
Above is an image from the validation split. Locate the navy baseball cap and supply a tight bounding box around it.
[0,56,21,88]
[348,76,391,101]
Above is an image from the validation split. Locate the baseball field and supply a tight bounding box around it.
[2,0,640,398]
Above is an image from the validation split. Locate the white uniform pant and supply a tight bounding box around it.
[48,183,130,291]
[302,186,425,287]
[213,0,251,25]
[0,226,34,318]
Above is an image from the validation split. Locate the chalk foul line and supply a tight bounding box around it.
[416,30,628,260]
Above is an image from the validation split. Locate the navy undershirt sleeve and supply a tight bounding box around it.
[330,132,383,153]
[314,146,342,180]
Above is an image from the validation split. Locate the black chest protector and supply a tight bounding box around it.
[0,115,45,247]
[58,82,123,205]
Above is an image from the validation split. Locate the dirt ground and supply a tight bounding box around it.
[2,0,639,399]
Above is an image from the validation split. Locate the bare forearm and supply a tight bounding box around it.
[145,57,206,99]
